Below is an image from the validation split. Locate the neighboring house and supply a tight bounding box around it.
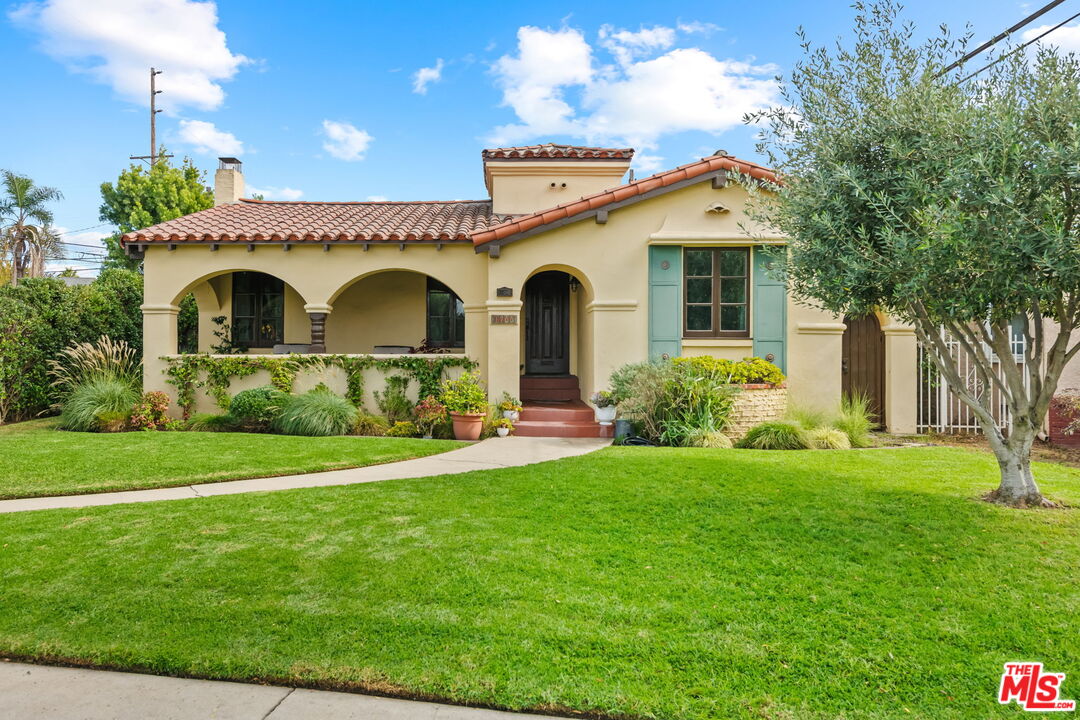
[123,145,918,435]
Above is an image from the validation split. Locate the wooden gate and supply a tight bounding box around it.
[842,314,885,425]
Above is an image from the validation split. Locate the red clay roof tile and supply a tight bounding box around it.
[481,144,634,161]
[121,199,510,246]
[470,154,779,246]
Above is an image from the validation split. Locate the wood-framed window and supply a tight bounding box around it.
[426,278,465,348]
[232,271,284,348]
[683,247,749,338]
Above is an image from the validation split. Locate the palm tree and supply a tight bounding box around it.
[0,170,63,286]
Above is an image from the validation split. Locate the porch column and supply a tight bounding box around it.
[304,303,332,354]
[464,303,489,383]
[141,303,179,407]
[486,299,522,403]
[883,322,917,434]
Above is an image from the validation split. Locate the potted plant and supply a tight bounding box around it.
[413,395,448,439]
[439,371,488,440]
[497,392,523,422]
[589,390,617,425]
[492,417,514,437]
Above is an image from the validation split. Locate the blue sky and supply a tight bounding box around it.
[2,0,1078,274]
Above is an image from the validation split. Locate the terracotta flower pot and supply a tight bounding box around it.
[450,412,486,440]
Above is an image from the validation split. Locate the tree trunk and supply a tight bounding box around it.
[984,424,1052,507]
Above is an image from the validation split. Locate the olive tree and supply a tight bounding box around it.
[748,1,1080,507]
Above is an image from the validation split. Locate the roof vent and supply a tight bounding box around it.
[713,149,729,157]
[705,202,731,215]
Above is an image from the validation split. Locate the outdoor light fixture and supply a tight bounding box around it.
[569,276,580,292]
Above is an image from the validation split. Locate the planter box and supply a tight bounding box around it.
[725,385,788,440]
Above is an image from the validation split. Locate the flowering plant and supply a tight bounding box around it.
[497,392,522,413]
[492,417,514,430]
[129,391,171,431]
[413,395,448,435]
[439,371,488,414]
[589,390,616,408]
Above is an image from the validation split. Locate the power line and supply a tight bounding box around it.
[55,223,110,237]
[938,0,1069,76]
[959,9,1080,82]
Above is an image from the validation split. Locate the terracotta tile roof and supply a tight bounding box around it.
[470,154,779,247]
[121,199,510,245]
[481,144,634,161]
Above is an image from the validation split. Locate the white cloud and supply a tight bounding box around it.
[320,120,373,161]
[412,58,444,94]
[488,24,778,164]
[9,0,248,113]
[247,185,303,201]
[1021,22,1080,54]
[178,119,243,155]
[365,195,389,201]
[598,25,676,67]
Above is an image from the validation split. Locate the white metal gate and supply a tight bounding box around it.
[917,328,1026,434]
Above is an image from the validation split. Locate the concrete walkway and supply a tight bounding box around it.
[0,436,609,514]
[0,661,575,720]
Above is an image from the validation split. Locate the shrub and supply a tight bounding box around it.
[129,391,171,431]
[387,420,419,438]
[229,385,287,430]
[60,377,139,432]
[353,413,389,436]
[609,359,738,446]
[186,413,239,432]
[737,421,809,450]
[413,395,447,437]
[375,375,413,424]
[837,392,876,448]
[699,430,733,449]
[786,404,830,431]
[673,356,785,385]
[275,387,357,436]
[440,370,487,415]
[0,295,48,424]
[806,426,852,450]
[48,335,141,403]
[95,411,130,433]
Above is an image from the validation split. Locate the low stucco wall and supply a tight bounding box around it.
[725,385,788,439]
[169,354,469,416]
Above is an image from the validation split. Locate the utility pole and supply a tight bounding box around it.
[130,67,173,166]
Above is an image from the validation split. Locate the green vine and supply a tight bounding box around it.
[163,353,477,417]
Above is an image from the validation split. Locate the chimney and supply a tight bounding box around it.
[214,157,244,206]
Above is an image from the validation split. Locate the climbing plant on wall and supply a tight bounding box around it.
[163,353,477,418]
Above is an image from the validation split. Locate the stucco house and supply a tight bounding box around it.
[124,145,918,436]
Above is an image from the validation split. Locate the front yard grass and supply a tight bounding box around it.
[0,446,1077,719]
[0,419,464,498]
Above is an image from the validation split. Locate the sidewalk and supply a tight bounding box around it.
[0,661,575,720]
[0,436,609,514]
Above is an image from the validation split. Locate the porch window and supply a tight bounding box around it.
[683,247,749,338]
[232,272,284,348]
[426,278,465,348]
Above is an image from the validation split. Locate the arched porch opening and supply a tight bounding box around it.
[176,269,310,354]
[325,270,469,355]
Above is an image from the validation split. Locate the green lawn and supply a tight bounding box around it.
[0,419,464,498]
[0,447,1077,719]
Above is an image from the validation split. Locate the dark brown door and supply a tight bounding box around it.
[842,314,885,426]
[524,271,570,375]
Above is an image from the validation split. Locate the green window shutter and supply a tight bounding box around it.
[649,245,682,360]
[752,247,787,372]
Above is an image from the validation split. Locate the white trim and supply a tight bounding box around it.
[303,303,333,314]
[585,300,638,313]
[797,322,847,335]
[141,304,180,315]
[681,338,754,348]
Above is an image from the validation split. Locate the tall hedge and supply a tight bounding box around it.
[0,270,143,423]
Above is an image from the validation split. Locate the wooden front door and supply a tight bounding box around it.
[524,271,570,375]
[842,314,885,425]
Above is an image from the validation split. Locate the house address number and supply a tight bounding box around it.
[490,314,518,325]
